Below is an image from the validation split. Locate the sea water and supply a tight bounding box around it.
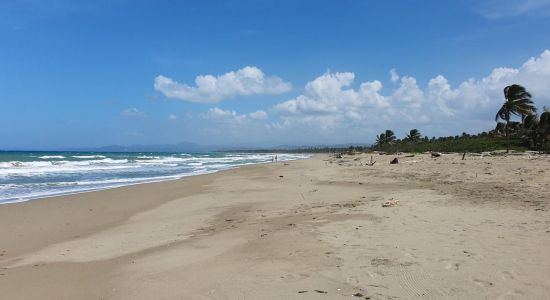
[0,151,308,204]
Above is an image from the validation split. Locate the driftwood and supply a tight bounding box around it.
[382,198,399,207]
[462,152,466,160]
[390,157,399,164]
[365,155,376,166]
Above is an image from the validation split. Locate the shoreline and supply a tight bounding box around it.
[0,159,292,255]
[1,153,549,299]
[0,154,309,205]
[0,166,228,205]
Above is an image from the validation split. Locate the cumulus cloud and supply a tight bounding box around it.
[203,107,268,123]
[205,107,247,123]
[154,66,291,103]
[271,50,550,137]
[120,108,145,117]
[274,72,390,118]
[249,110,268,120]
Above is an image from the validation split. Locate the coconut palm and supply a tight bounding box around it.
[493,122,506,136]
[376,133,386,147]
[406,129,422,143]
[539,108,550,151]
[495,84,536,137]
[524,114,539,130]
[384,130,396,145]
[522,114,540,149]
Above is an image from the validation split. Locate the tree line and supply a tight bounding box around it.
[373,84,550,153]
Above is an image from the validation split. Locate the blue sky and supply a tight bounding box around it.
[1,0,550,149]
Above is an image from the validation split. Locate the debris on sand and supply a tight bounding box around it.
[352,292,364,297]
[382,198,399,207]
[390,157,399,164]
[314,290,328,294]
[365,156,376,166]
[431,152,442,158]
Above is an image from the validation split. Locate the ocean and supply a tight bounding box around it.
[0,151,309,204]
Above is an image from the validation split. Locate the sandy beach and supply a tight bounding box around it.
[1,153,549,299]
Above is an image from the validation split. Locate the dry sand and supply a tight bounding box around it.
[1,153,549,299]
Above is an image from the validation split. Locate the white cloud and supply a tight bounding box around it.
[168,114,177,121]
[274,72,390,120]
[203,107,269,123]
[249,110,268,120]
[389,68,400,83]
[154,66,292,103]
[391,76,424,108]
[120,108,145,117]
[271,50,550,138]
[204,107,247,123]
[176,50,550,144]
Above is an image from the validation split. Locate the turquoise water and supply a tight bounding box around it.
[0,151,308,203]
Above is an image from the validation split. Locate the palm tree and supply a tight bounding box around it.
[495,84,536,137]
[493,122,506,136]
[539,107,550,151]
[384,130,396,145]
[406,129,422,143]
[523,114,539,149]
[524,114,539,130]
[376,133,386,147]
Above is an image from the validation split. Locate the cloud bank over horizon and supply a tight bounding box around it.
[177,50,550,144]
[154,66,292,103]
[270,50,550,135]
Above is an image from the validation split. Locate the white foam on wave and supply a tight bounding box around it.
[72,155,107,159]
[0,168,219,204]
[135,157,188,164]
[0,159,138,176]
[0,152,310,203]
[38,155,65,159]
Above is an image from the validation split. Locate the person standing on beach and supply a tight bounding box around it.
[275,155,278,162]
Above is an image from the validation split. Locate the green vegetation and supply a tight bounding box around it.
[373,132,526,153]
[374,84,549,154]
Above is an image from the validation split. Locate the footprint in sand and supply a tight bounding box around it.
[438,259,461,271]
[472,278,494,287]
[280,272,310,282]
[497,289,525,300]
[499,270,515,280]
[445,262,460,271]
[347,275,359,285]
